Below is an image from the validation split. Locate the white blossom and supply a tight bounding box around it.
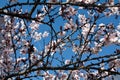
[78,14,86,24]
[17,57,26,63]
[36,13,44,21]
[58,31,66,36]
[30,21,39,31]
[32,32,42,41]
[42,31,49,37]
[110,7,119,14]
[99,23,106,30]
[117,24,120,30]
[65,60,70,65]
[9,0,17,3]
[20,48,27,54]
[82,23,91,37]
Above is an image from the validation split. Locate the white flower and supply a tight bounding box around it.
[20,20,26,31]
[45,45,50,53]
[0,16,5,25]
[109,33,118,43]
[64,23,71,30]
[1,40,5,44]
[80,73,85,77]
[118,39,120,44]
[82,0,97,4]
[60,42,66,48]
[115,59,120,68]
[17,57,26,63]
[117,24,120,30]
[78,14,86,24]
[9,0,17,3]
[14,22,19,29]
[67,0,82,2]
[32,32,42,41]
[60,73,68,80]
[13,35,18,40]
[30,54,37,61]
[43,71,55,80]
[76,0,82,2]
[99,23,106,30]
[49,0,59,2]
[20,20,24,26]
[84,0,91,4]
[91,47,99,54]
[33,46,38,52]
[58,31,66,36]
[30,21,39,31]
[8,78,12,80]
[0,59,3,64]
[74,74,80,80]
[72,45,79,53]
[7,32,11,38]
[22,39,29,47]
[82,23,90,37]
[68,6,76,15]
[115,30,120,36]
[110,59,120,68]
[36,13,44,21]
[110,7,119,14]
[57,39,62,43]
[4,15,9,22]
[42,31,49,37]
[109,36,118,43]
[99,23,105,27]
[20,48,27,54]
[65,60,70,65]
[108,0,114,5]
[100,36,110,45]
[42,6,47,13]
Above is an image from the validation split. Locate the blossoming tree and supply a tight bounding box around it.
[0,0,120,80]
